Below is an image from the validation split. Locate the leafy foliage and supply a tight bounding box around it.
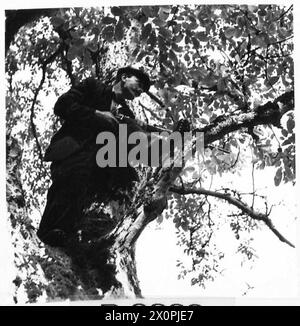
[5,4,294,301]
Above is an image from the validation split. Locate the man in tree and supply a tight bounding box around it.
[37,67,152,247]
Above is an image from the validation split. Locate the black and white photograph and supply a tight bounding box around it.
[1,1,299,306]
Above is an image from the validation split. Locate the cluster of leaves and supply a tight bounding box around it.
[166,193,225,287]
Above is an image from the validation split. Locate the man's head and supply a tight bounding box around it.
[114,67,151,101]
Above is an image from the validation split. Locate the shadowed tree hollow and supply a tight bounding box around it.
[5,5,295,302]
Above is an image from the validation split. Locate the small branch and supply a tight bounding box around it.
[250,148,255,209]
[61,48,76,86]
[30,45,63,170]
[276,5,293,21]
[146,91,165,107]
[138,101,149,125]
[229,145,240,169]
[169,185,295,248]
[268,35,293,47]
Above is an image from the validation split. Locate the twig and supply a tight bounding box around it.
[169,185,295,248]
[61,48,76,86]
[30,45,63,170]
[276,5,293,21]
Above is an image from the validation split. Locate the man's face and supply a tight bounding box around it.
[121,75,145,100]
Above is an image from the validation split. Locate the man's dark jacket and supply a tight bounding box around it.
[44,78,120,162]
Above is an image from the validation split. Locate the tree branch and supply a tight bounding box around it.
[30,45,63,168]
[276,5,293,21]
[169,185,295,248]
[196,91,294,145]
[60,49,76,86]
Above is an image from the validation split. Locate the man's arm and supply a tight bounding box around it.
[53,79,102,122]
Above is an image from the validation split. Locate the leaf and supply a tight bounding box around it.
[184,53,190,61]
[159,27,172,39]
[142,6,153,17]
[102,16,116,25]
[123,17,131,28]
[156,214,163,224]
[282,134,294,146]
[258,7,267,16]
[51,17,65,27]
[111,6,123,16]
[86,43,98,52]
[224,27,236,38]
[92,26,100,35]
[281,129,288,137]
[153,17,166,27]
[236,16,244,29]
[173,24,181,34]
[148,31,157,49]
[169,50,178,64]
[67,46,79,61]
[199,118,208,124]
[268,22,277,34]
[131,47,140,58]
[286,117,295,133]
[268,75,279,86]
[102,26,115,42]
[73,38,84,47]
[285,164,293,179]
[115,22,124,41]
[70,31,80,39]
[192,37,200,49]
[158,7,171,21]
[141,23,152,41]
[247,5,258,13]
[217,78,227,91]
[185,35,191,44]
[197,32,208,42]
[83,53,93,66]
[174,33,184,43]
[274,167,282,186]
[136,51,147,62]
[9,148,19,158]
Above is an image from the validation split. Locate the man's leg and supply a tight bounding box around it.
[37,152,93,247]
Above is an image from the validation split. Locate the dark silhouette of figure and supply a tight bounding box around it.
[37,67,151,247]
